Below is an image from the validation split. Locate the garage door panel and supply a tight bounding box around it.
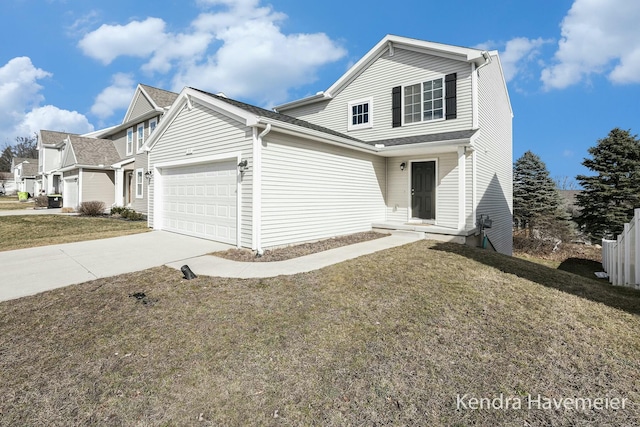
[160,161,237,244]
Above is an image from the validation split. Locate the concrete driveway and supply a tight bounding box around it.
[0,231,232,302]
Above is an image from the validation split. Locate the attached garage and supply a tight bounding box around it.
[156,160,238,245]
[63,176,79,210]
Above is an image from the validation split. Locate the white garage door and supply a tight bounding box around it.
[160,161,237,244]
[63,178,79,210]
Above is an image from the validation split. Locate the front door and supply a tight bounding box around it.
[411,161,436,220]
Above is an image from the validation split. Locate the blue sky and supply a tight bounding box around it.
[1,0,639,184]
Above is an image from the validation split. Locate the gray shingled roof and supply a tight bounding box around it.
[190,88,363,142]
[20,161,38,177]
[365,129,478,147]
[141,84,179,108]
[40,130,70,145]
[68,135,121,166]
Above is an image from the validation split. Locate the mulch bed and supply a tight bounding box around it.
[213,231,390,262]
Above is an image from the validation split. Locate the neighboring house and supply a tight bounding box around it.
[0,172,16,195]
[36,84,178,210]
[12,157,38,195]
[144,35,513,254]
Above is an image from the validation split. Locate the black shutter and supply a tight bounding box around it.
[445,73,457,120]
[392,86,401,127]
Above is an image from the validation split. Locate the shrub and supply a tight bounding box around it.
[78,201,106,216]
[34,195,48,208]
[110,206,145,221]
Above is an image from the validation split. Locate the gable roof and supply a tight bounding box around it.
[123,84,178,124]
[275,34,492,112]
[140,84,179,108]
[40,130,70,147]
[191,88,362,142]
[12,157,36,168]
[67,135,121,167]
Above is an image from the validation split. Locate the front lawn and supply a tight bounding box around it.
[0,215,149,251]
[0,195,34,210]
[1,241,638,426]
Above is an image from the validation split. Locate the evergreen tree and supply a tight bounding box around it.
[513,151,573,240]
[576,128,640,241]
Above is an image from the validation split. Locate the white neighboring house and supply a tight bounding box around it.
[12,157,38,195]
[144,35,513,254]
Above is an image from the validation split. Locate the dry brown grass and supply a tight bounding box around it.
[1,241,638,426]
[214,231,389,262]
[0,195,34,210]
[0,215,149,251]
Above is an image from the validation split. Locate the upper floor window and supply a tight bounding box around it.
[136,124,144,151]
[149,118,157,135]
[348,98,373,131]
[126,127,134,155]
[392,73,456,128]
[404,78,444,124]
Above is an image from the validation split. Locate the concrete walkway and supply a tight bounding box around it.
[0,231,232,302]
[0,230,422,303]
[167,232,422,278]
[0,207,74,216]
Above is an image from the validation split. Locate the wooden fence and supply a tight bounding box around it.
[601,208,640,289]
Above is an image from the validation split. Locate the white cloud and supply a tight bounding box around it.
[541,0,640,89]
[90,73,137,119]
[0,57,93,144]
[78,17,166,64]
[498,37,552,83]
[79,1,346,107]
[15,106,94,136]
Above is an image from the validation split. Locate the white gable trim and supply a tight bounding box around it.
[276,34,488,112]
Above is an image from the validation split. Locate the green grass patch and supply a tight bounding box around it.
[0,215,149,251]
[1,240,638,425]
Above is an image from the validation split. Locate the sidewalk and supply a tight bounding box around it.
[166,232,422,278]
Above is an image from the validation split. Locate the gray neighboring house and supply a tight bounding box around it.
[144,35,513,254]
[36,84,178,211]
[12,157,38,195]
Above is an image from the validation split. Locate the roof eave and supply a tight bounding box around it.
[254,117,377,154]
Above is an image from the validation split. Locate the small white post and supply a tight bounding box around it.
[635,209,640,288]
[617,234,624,286]
[624,223,631,285]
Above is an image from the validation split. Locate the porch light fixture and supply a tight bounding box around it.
[400,162,406,171]
[238,159,249,172]
[144,170,153,180]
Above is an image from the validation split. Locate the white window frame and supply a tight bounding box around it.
[135,168,144,199]
[148,117,157,136]
[347,97,373,131]
[136,124,145,152]
[403,76,445,126]
[126,127,134,156]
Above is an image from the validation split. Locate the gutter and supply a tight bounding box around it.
[253,123,272,255]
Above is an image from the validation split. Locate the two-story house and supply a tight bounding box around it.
[144,35,513,254]
[36,84,178,212]
[12,157,38,195]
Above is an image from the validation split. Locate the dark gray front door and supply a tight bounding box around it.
[411,161,436,220]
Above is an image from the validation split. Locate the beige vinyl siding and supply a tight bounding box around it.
[476,56,513,255]
[385,153,459,228]
[281,48,473,141]
[148,100,254,248]
[260,132,386,248]
[81,169,115,207]
[129,93,154,121]
[110,128,128,159]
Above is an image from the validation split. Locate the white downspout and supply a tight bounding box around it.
[253,123,271,255]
